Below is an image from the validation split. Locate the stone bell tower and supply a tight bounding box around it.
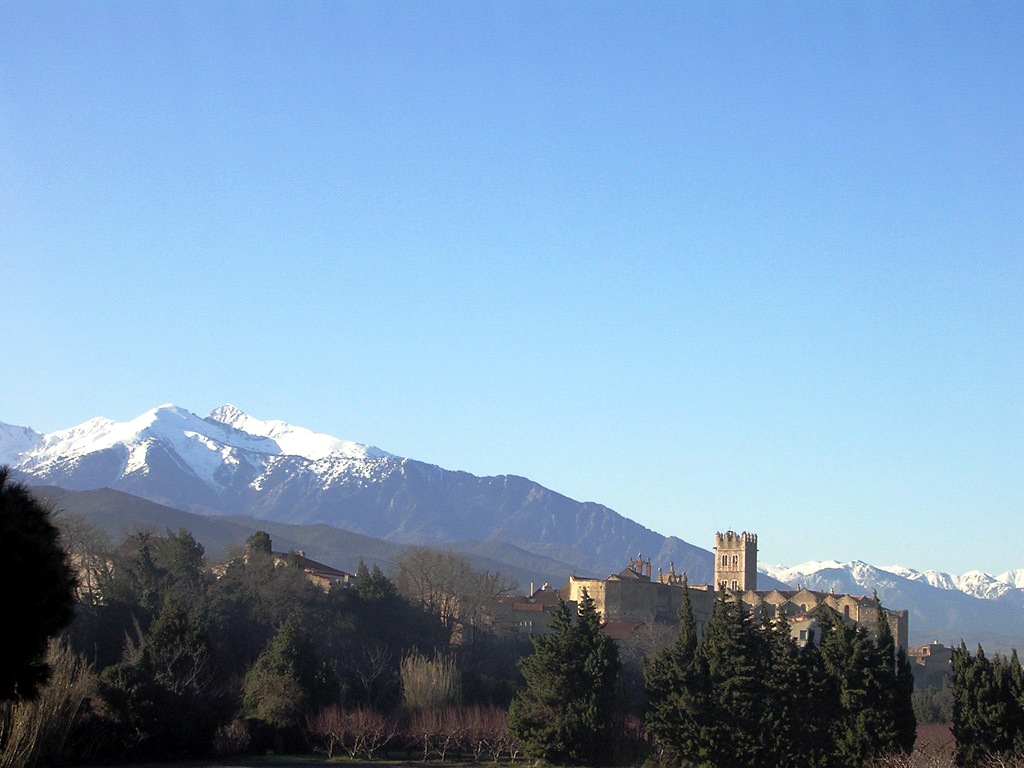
[714,531,757,592]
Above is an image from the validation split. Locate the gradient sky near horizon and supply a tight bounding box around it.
[2,3,1021,575]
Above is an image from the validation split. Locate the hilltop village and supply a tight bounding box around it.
[245,529,952,686]
[499,531,910,651]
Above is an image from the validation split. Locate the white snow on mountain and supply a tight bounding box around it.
[880,565,1024,600]
[0,422,44,465]
[1000,569,1024,589]
[763,560,1024,603]
[0,404,392,488]
[4,403,1022,612]
[207,404,389,460]
[763,560,846,584]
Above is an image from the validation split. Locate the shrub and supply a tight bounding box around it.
[0,640,97,768]
[400,651,461,710]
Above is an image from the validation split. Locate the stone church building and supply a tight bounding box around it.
[567,530,909,650]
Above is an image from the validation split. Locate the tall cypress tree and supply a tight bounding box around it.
[1009,649,1024,755]
[758,604,808,768]
[818,610,886,768]
[894,643,918,753]
[508,590,621,766]
[952,643,1012,766]
[644,577,709,767]
[698,588,761,767]
[799,616,840,768]
[862,599,905,757]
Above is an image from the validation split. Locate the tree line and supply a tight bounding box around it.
[952,644,1024,766]
[642,578,916,768]
[502,574,917,768]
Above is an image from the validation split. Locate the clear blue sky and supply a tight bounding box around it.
[2,3,1021,575]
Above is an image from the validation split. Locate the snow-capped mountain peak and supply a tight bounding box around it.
[0,422,44,465]
[764,560,1024,604]
[206,404,389,461]
[0,404,394,495]
[999,569,1024,589]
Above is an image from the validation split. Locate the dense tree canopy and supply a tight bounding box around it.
[952,643,1024,765]
[644,585,915,768]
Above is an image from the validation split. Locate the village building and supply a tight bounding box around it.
[567,530,909,650]
[492,583,573,638]
[270,549,354,591]
[907,641,953,689]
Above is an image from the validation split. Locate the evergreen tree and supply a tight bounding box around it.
[758,604,808,768]
[644,577,710,767]
[946,647,1024,765]
[246,530,272,555]
[864,599,910,756]
[243,620,339,730]
[0,467,77,702]
[508,590,621,765]
[818,613,891,767]
[698,588,761,767]
[951,643,1016,766]
[352,560,398,601]
[99,594,226,758]
[1009,649,1024,754]
[798,621,840,768]
[894,644,918,752]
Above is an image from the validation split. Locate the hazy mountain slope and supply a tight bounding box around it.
[30,485,585,590]
[32,485,259,560]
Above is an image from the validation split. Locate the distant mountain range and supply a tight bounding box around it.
[3,404,1022,651]
[763,561,1024,652]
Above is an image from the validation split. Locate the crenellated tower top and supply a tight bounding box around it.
[714,530,758,592]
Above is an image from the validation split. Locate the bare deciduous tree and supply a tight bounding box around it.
[394,547,517,644]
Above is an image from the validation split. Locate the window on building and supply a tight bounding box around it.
[731,579,738,591]
[799,629,808,642]
[732,554,739,567]
[721,554,728,566]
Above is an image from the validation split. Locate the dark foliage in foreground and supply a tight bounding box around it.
[0,467,77,703]
[644,582,916,768]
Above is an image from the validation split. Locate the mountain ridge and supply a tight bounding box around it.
[1,404,714,582]
[5,404,1023,651]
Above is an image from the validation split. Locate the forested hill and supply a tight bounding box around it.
[29,485,584,590]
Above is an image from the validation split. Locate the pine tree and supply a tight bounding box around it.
[862,599,907,757]
[1009,649,1024,754]
[508,590,621,765]
[99,594,226,757]
[798,619,840,768]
